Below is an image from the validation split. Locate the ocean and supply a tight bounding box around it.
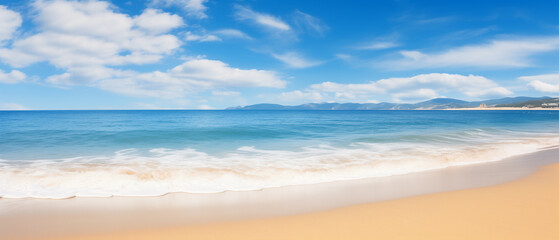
[1,110,558,199]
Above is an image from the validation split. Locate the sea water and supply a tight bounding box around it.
[1,110,558,199]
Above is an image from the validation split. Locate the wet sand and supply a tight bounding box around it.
[1,148,558,239]
[75,160,559,240]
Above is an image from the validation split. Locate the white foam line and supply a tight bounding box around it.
[1,135,559,199]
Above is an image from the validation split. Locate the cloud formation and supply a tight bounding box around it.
[213,29,252,40]
[278,73,512,103]
[185,31,221,42]
[235,5,291,31]
[43,58,284,98]
[0,0,185,91]
[151,0,208,19]
[278,90,324,103]
[292,10,329,36]
[0,69,26,84]
[95,59,286,98]
[272,52,323,68]
[0,5,21,43]
[212,90,240,96]
[134,8,184,34]
[0,1,283,100]
[385,36,559,69]
[520,73,559,93]
[0,0,183,70]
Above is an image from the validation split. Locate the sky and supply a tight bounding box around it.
[0,0,558,110]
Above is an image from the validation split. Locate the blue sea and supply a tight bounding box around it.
[1,110,559,199]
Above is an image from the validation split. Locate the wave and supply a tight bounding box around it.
[1,132,559,199]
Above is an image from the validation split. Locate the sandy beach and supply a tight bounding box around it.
[63,157,559,240]
[2,0,557,239]
[0,148,557,240]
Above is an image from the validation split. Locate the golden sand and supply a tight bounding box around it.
[61,163,559,240]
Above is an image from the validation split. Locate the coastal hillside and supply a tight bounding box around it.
[496,98,559,108]
[227,96,551,110]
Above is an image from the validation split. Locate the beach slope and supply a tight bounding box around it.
[66,163,559,240]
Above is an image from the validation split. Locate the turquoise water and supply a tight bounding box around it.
[1,110,559,198]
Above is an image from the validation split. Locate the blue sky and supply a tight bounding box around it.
[0,0,558,110]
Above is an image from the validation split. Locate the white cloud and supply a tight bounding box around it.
[520,73,559,93]
[1,32,179,68]
[279,73,512,103]
[196,104,214,110]
[0,5,21,43]
[45,66,119,85]
[272,52,323,68]
[35,1,135,40]
[0,0,183,69]
[357,41,399,50]
[0,1,283,100]
[311,81,383,94]
[386,36,559,69]
[57,58,287,99]
[234,5,290,31]
[96,71,188,98]
[169,59,285,88]
[292,10,329,36]
[212,90,240,96]
[0,69,26,84]
[464,86,513,98]
[134,8,184,34]
[368,74,511,97]
[151,0,208,19]
[0,103,29,110]
[185,31,221,42]
[278,90,324,103]
[392,89,440,102]
[213,29,252,40]
[186,29,253,42]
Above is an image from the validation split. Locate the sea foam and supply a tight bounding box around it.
[1,133,558,199]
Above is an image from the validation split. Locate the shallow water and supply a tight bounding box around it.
[1,110,558,198]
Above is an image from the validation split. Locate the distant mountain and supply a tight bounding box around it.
[471,96,551,106]
[403,98,472,110]
[235,104,288,110]
[226,96,552,110]
[495,98,559,108]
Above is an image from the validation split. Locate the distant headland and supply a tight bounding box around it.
[227,96,559,110]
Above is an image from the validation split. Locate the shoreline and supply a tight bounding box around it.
[76,158,559,240]
[1,148,558,239]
